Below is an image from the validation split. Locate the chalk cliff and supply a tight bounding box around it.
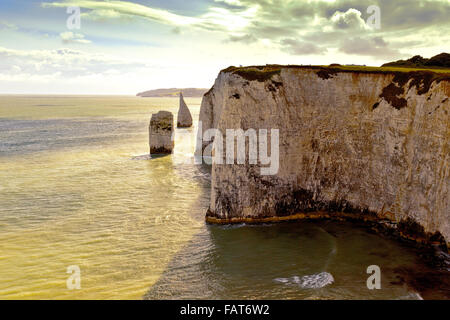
[198,65,450,248]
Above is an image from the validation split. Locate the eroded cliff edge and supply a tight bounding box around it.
[198,65,450,249]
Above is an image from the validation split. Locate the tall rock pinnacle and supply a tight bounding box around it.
[177,92,193,128]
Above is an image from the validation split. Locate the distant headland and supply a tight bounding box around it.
[137,88,208,98]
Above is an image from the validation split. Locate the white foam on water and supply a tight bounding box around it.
[274,272,334,289]
[274,278,290,283]
[396,292,424,300]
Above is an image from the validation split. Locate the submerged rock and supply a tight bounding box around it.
[149,111,174,154]
[177,92,193,128]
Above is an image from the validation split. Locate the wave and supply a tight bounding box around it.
[275,272,334,289]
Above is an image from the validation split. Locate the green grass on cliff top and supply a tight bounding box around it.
[221,64,450,83]
[224,64,450,74]
[323,64,450,74]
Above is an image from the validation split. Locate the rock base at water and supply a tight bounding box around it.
[149,111,174,154]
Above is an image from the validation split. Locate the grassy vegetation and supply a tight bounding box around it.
[322,64,450,74]
[220,64,450,87]
[381,53,450,69]
[222,64,450,75]
[221,65,282,82]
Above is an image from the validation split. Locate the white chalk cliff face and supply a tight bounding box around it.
[198,66,450,247]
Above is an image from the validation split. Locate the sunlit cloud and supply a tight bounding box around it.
[60,31,91,44]
[42,0,259,33]
[330,8,370,31]
[42,0,199,25]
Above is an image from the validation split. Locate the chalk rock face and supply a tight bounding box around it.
[198,66,450,246]
[177,93,193,128]
[149,111,174,154]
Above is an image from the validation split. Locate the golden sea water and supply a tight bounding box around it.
[0,95,446,300]
[0,95,210,299]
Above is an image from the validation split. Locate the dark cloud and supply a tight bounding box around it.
[172,26,182,34]
[281,39,327,55]
[236,0,450,30]
[219,0,449,57]
[249,23,299,38]
[227,34,258,43]
[338,36,405,59]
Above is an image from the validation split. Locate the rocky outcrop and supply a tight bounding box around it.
[198,65,450,248]
[177,93,193,128]
[149,111,174,154]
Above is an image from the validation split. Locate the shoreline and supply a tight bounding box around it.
[206,210,450,255]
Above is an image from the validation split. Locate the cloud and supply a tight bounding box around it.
[281,39,327,55]
[40,0,450,59]
[330,8,369,31]
[227,34,257,43]
[81,8,126,21]
[60,31,91,44]
[43,0,200,26]
[171,27,182,35]
[217,0,449,55]
[338,36,405,59]
[43,0,256,32]
[0,46,149,78]
[0,20,18,30]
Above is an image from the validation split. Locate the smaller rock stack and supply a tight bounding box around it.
[177,92,193,128]
[149,111,174,155]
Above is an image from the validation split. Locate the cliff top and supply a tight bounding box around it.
[221,53,450,79]
[212,65,450,108]
[219,64,450,87]
[221,64,450,78]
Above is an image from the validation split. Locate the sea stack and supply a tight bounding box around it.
[177,92,193,128]
[149,111,174,155]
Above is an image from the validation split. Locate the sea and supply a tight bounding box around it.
[0,95,446,299]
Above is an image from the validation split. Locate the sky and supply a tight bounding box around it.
[0,0,449,94]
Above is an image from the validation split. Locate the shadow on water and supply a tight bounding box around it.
[150,154,171,159]
[144,219,450,300]
[131,154,172,160]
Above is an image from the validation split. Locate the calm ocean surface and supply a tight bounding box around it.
[0,95,445,299]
